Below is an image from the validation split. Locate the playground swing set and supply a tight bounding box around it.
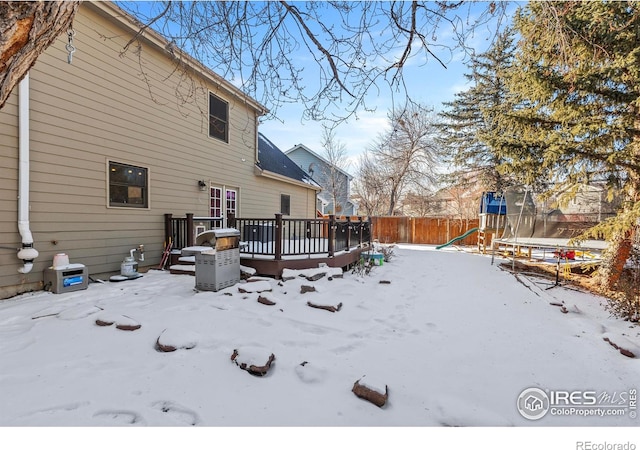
[436,186,612,287]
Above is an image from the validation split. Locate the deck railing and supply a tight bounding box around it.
[164,213,371,259]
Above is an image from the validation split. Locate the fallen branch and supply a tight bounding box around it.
[95,318,115,327]
[156,337,177,353]
[257,295,276,306]
[231,350,276,376]
[603,337,635,358]
[116,323,142,331]
[95,315,141,331]
[352,379,388,408]
[307,301,342,313]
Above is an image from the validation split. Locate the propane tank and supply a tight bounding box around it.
[120,255,138,277]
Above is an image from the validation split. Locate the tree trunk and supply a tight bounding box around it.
[600,111,640,291]
[0,1,79,109]
[599,229,635,291]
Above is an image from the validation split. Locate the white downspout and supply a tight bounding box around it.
[17,73,38,273]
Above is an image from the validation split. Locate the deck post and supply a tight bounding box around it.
[357,216,363,247]
[345,216,352,251]
[275,213,283,260]
[328,214,335,257]
[164,213,173,245]
[186,213,194,247]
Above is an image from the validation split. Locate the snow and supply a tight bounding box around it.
[1,244,639,448]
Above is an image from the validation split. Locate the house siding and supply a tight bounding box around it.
[286,147,355,216]
[0,3,315,299]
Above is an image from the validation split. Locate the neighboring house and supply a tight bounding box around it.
[0,2,317,299]
[256,134,321,216]
[539,183,619,220]
[403,188,479,220]
[285,144,358,216]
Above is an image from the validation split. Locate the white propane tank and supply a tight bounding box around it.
[121,256,138,277]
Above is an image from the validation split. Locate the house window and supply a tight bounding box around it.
[226,189,237,216]
[280,194,291,215]
[210,186,223,220]
[210,186,238,227]
[209,93,228,142]
[109,161,148,208]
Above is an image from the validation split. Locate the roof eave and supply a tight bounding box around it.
[254,165,322,192]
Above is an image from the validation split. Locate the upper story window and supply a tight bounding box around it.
[209,93,228,142]
[109,161,148,208]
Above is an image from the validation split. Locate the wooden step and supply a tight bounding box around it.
[169,264,196,276]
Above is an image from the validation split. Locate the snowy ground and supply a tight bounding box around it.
[1,244,639,447]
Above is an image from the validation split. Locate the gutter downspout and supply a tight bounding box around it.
[17,73,39,274]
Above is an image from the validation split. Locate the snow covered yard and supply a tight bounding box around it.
[1,244,639,442]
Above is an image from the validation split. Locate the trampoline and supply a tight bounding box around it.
[489,186,611,255]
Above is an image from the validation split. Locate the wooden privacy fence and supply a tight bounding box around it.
[370,217,480,246]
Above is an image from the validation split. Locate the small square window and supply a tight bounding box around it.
[109,162,148,208]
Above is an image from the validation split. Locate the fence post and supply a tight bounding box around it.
[328,214,335,257]
[357,216,363,247]
[409,217,416,244]
[275,213,283,260]
[186,213,194,247]
[446,218,450,243]
[164,213,173,245]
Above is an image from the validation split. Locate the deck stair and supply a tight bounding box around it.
[168,246,213,276]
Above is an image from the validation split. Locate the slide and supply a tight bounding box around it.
[435,227,479,250]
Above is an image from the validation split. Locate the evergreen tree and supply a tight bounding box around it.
[485,1,640,291]
[437,28,517,194]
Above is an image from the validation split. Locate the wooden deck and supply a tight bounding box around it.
[164,213,371,278]
[168,246,366,278]
[239,247,366,278]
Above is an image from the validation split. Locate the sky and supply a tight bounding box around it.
[117,1,521,174]
[257,1,522,171]
[1,243,639,447]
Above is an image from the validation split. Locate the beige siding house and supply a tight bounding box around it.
[0,2,318,299]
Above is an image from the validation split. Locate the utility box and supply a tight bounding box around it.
[195,228,241,291]
[44,264,89,294]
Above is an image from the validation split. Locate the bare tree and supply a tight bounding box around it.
[366,103,440,215]
[115,1,508,123]
[1,1,507,118]
[318,125,350,215]
[352,151,389,216]
[0,1,79,108]
[446,185,479,221]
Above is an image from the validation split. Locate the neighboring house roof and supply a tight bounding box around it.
[285,143,353,180]
[256,133,321,190]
